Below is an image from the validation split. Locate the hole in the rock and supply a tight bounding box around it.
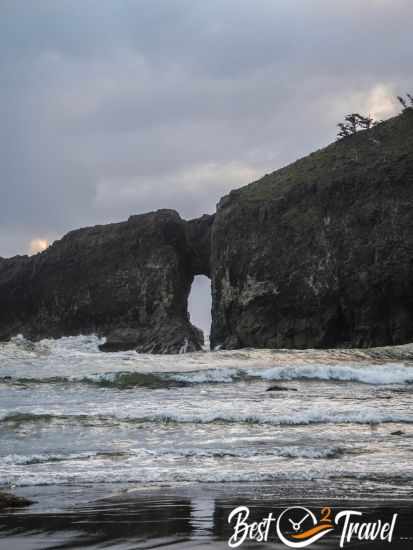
[188,275,212,349]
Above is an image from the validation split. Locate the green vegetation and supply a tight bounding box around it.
[225,108,413,205]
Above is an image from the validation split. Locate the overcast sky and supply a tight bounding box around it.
[1,0,412,332]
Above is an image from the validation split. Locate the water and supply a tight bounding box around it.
[1,335,413,548]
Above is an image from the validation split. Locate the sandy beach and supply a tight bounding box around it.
[1,482,413,549]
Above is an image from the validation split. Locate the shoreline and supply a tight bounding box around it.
[1,482,413,549]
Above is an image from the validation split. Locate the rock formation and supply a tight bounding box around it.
[0,491,33,510]
[210,109,413,349]
[0,210,213,353]
[0,110,412,352]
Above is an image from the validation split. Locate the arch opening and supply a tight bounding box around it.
[187,275,212,350]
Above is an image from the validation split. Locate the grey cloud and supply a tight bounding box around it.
[1,0,412,259]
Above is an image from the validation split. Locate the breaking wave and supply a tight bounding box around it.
[1,451,129,466]
[2,408,413,427]
[3,468,413,488]
[150,445,344,460]
[247,364,413,385]
[2,363,413,388]
[2,334,413,496]
[0,446,343,467]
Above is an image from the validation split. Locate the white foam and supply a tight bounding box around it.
[150,445,343,459]
[4,408,411,426]
[248,363,413,385]
[2,335,413,385]
[163,363,413,385]
[134,409,413,426]
[1,452,101,465]
[3,463,413,488]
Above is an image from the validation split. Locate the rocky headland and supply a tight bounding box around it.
[0,110,412,352]
[210,109,413,349]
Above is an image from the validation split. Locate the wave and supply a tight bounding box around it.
[2,334,413,365]
[246,364,413,385]
[170,364,413,385]
[3,468,413,488]
[0,413,111,427]
[0,372,190,389]
[3,362,413,389]
[0,446,343,468]
[2,408,413,427]
[0,451,128,466]
[1,334,105,354]
[151,445,344,460]
[2,335,413,393]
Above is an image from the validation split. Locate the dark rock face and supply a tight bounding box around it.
[0,209,213,353]
[210,110,413,350]
[186,214,214,277]
[1,112,413,353]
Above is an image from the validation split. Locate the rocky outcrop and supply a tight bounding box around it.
[0,210,213,353]
[210,110,413,349]
[0,491,33,510]
[1,111,412,353]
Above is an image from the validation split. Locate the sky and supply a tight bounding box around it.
[1,0,412,333]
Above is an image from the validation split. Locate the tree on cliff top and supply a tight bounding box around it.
[337,113,375,140]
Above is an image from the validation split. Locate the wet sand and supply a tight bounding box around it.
[0,482,412,549]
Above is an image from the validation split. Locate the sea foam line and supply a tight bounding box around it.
[0,446,343,467]
[3,468,413,488]
[1,409,413,427]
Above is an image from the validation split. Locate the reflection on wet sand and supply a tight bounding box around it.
[0,496,193,549]
[1,487,413,550]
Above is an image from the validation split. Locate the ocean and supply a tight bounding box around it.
[1,335,413,548]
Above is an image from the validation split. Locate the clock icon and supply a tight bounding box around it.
[276,506,333,548]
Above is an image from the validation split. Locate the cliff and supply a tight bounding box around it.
[210,109,413,349]
[0,210,213,353]
[0,110,412,352]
